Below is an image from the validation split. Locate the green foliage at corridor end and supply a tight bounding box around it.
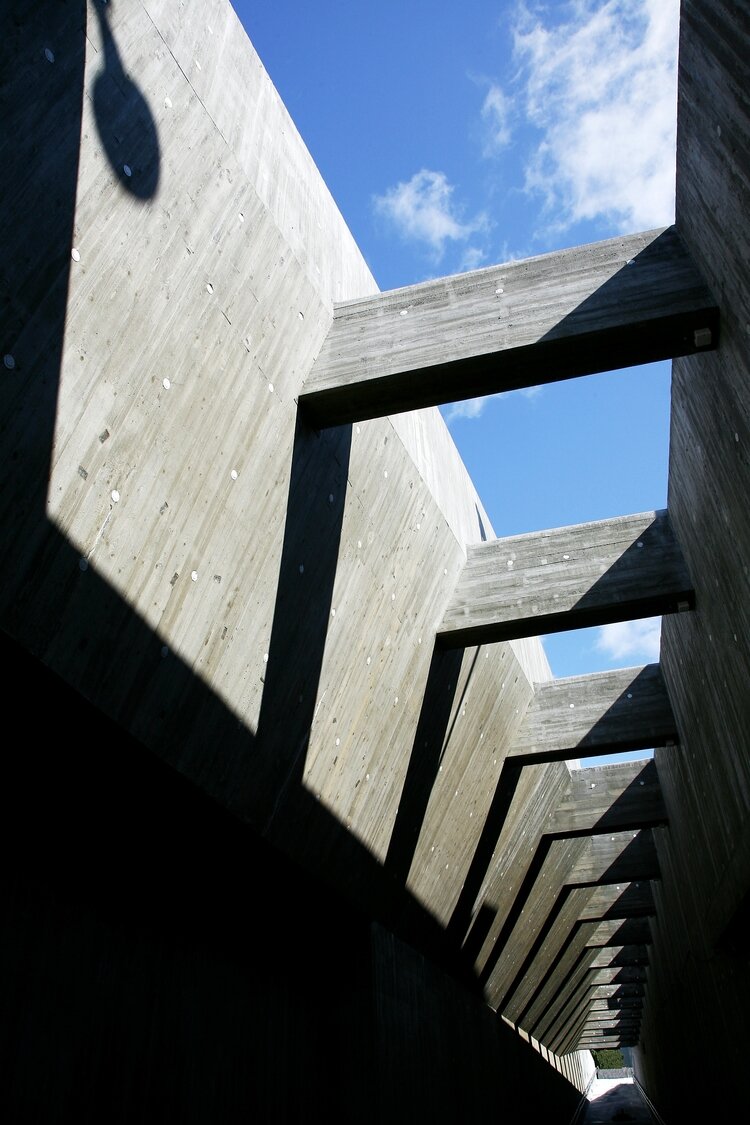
[591,1048,625,1069]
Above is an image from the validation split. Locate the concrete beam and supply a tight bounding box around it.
[437,510,693,648]
[567,830,660,884]
[548,760,666,835]
[579,882,656,920]
[300,226,718,425]
[589,945,650,969]
[588,919,652,947]
[509,664,677,764]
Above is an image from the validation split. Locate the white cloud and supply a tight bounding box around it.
[512,0,679,232]
[481,84,513,154]
[373,170,487,259]
[444,396,492,424]
[443,383,543,424]
[459,246,488,272]
[596,617,662,661]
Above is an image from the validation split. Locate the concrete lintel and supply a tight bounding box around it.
[509,664,677,763]
[437,510,693,648]
[300,226,718,426]
[549,760,666,835]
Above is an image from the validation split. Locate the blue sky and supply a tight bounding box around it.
[233,0,680,757]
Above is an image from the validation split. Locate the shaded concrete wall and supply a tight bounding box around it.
[637,0,750,1115]
[3,663,589,1123]
[1,1,588,1120]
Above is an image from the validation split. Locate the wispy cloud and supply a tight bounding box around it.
[443,383,543,424]
[481,84,513,154]
[444,397,493,424]
[513,0,679,232]
[596,617,662,662]
[373,170,487,260]
[459,245,488,272]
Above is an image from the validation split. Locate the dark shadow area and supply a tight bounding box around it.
[476,504,488,542]
[1,0,87,588]
[91,0,160,199]
[384,646,466,883]
[1,639,376,1124]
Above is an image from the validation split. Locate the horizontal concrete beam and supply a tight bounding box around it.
[589,997,644,1012]
[567,830,659,885]
[549,760,666,835]
[579,881,656,920]
[509,664,677,763]
[588,919,652,947]
[300,226,718,425]
[589,945,650,969]
[437,510,693,648]
[583,1015,642,1029]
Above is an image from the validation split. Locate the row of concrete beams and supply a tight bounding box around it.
[300,225,718,426]
[482,760,664,1039]
[299,225,711,1053]
[437,514,690,1051]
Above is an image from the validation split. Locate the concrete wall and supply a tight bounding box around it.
[636,0,750,1115]
[1,2,590,1120]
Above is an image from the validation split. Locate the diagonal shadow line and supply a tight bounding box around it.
[524,941,650,1046]
[451,670,670,964]
[483,837,661,1012]
[446,760,523,946]
[549,978,647,1055]
[523,935,609,1037]
[384,646,476,884]
[502,836,657,1028]
[538,920,653,1050]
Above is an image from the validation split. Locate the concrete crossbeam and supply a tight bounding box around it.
[509,664,677,763]
[300,226,718,426]
[549,761,666,835]
[437,510,693,648]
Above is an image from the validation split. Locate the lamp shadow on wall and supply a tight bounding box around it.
[90,0,160,200]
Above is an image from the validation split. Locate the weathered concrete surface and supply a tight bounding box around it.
[633,1,750,1119]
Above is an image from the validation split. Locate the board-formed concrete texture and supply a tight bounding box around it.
[1,1,748,1122]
